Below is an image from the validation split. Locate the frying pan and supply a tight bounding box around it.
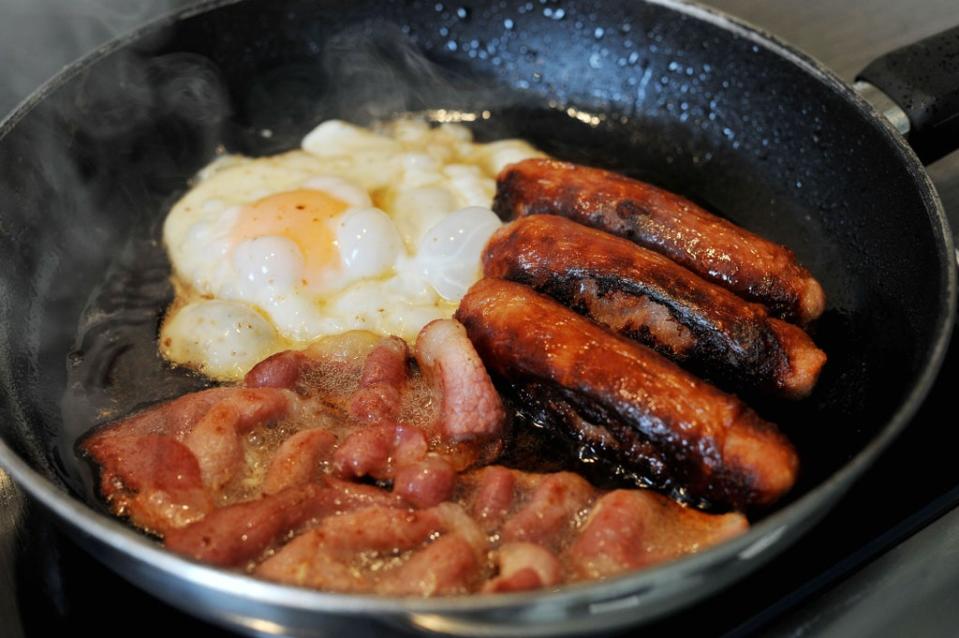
[0,0,955,635]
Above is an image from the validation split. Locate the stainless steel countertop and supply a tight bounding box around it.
[1,1,958,636]
[766,502,959,637]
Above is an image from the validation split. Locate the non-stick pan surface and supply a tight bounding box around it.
[0,0,954,635]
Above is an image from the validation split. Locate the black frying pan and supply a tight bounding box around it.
[0,0,955,635]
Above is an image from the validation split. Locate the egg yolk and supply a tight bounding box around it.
[231,189,349,290]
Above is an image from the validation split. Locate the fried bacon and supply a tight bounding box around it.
[165,482,404,567]
[493,158,825,324]
[467,465,516,531]
[256,503,486,594]
[165,484,330,566]
[81,324,507,543]
[392,456,457,508]
[81,340,752,595]
[80,387,289,533]
[415,319,506,442]
[182,387,290,490]
[331,423,427,480]
[243,350,310,389]
[484,542,563,593]
[378,533,482,596]
[251,467,745,594]
[82,433,211,534]
[500,472,593,545]
[82,310,765,595]
[262,428,336,495]
[349,336,409,425]
[569,489,747,579]
[483,215,826,398]
[455,278,798,509]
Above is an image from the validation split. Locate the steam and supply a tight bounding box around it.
[0,0,183,490]
[0,1,534,498]
[322,23,468,123]
[0,0,185,115]
[252,20,527,140]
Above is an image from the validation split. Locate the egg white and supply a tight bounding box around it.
[161,117,544,380]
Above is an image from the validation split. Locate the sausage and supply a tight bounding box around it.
[493,158,825,324]
[483,215,826,398]
[455,278,798,509]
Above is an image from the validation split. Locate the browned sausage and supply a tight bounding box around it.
[493,158,825,324]
[483,215,826,398]
[455,278,798,509]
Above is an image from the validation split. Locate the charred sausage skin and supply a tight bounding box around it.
[456,278,798,509]
[493,158,826,324]
[483,215,826,398]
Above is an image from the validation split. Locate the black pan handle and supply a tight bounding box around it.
[856,25,959,164]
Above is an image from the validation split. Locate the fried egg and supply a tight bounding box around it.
[160,117,543,380]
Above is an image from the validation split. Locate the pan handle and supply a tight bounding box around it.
[855,25,959,165]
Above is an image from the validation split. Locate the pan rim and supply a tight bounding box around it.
[0,0,955,626]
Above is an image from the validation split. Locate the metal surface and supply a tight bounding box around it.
[765,499,959,638]
[0,0,956,636]
[853,81,911,136]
